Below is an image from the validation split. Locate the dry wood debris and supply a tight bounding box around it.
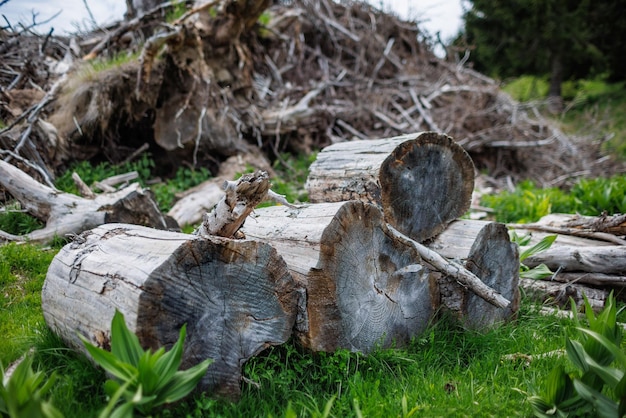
[0,0,623,189]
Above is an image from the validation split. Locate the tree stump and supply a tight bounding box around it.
[241,201,439,353]
[306,132,475,242]
[41,224,298,399]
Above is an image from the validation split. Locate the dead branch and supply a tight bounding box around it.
[386,224,511,309]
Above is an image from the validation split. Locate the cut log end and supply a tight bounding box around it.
[379,132,475,242]
[266,202,439,353]
[42,224,298,400]
[463,223,520,329]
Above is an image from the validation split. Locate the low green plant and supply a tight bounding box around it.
[0,355,62,418]
[55,155,211,212]
[149,166,211,212]
[80,310,212,418]
[528,293,626,417]
[482,176,626,224]
[258,152,317,207]
[509,231,556,279]
[0,202,43,235]
[502,75,550,102]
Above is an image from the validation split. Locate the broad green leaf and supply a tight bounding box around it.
[41,401,64,418]
[544,365,573,404]
[578,328,626,366]
[619,395,626,418]
[80,336,137,382]
[108,401,135,418]
[615,373,626,398]
[157,359,212,404]
[520,263,553,279]
[573,379,619,418]
[566,338,590,373]
[137,351,160,394]
[110,310,143,366]
[153,325,187,392]
[100,380,133,418]
[519,235,557,262]
[509,230,531,246]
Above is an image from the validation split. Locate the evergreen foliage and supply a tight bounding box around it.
[461,0,624,97]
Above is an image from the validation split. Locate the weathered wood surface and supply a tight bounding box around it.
[42,223,298,399]
[305,132,475,242]
[429,219,613,261]
[168,151,274,227]
[520,278,608,312]
[462,223,519,328]
[194,171,270,238]
[428,222,519,328]
[241,201,438,353]
[432,217,623,309]
[0,160,175,243]
[524,246,626,275]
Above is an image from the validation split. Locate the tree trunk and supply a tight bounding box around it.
[0,160,176,244]
[305,132,475,242]
[41,224,298,399]
[240,201,439,353]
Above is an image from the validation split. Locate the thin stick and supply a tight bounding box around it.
[386,224,511,309]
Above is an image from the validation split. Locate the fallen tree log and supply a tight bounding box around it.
[519,278,607,312]
[241,201,438,353]
[305,131,475,242]
[426,222,519,328]
[42,223,298,399]
[0,160,176,244]
[524,246,626,275]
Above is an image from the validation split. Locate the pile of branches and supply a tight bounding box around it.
[0,0,623,190]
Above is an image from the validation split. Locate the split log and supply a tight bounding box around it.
[193,171,270,238]
[0,160,176,244]
[240,201,439,353]
[305,131,475,242]
[509,213,626,245]
[42,223,298,399]
[461,223,520,328]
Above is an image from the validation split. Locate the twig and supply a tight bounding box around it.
[72,172,96,198]
[386,224,511,309]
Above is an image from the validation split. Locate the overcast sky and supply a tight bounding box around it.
[1,0,464,42]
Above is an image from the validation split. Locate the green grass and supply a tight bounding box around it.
[482,176,626,223]
[0,243,57,364]
[0,242,579,418]
[54,154,211,212]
